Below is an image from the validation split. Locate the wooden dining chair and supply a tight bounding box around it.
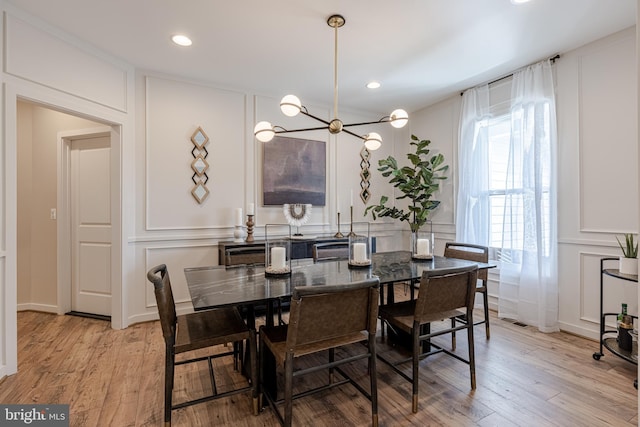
[146,264,258,426]
[259,278,380,427]
[312,241,349,262]
[444,242,490,343]
[378,265,478,413]
[224,246,288,327]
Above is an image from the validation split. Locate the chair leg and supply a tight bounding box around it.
[451,317,457,351]
[369,336,379,427]
[482,288,490,339]
[468,321,476,390]
[164,346,174,426]
[412,327,420,414]
[329,348,336,384]
[284,353,294,427]
[258,330,265,411]
[248,331,259,415]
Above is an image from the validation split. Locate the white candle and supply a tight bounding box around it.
[353,243,367,262]
[248,203,254,216]
[417,238,431,256]
[350,189,354,206]
[235,208,243,226]
[271,247,286,269]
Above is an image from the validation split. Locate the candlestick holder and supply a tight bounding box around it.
[334,212,344,238]
[348,222,371,268]
[265,224,291,276]
[233,225,245,242]
[245,215,255,242]
[348,205,356,237]
[412,220,434,261]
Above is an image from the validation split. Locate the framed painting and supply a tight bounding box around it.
[262,136,326,206]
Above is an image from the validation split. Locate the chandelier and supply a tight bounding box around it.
[253,14,408,150]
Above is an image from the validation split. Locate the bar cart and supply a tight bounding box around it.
[592,257,637,388]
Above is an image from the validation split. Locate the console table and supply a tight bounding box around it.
[218,236,376,266]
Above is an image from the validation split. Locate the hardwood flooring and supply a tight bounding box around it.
[0,309,637,426]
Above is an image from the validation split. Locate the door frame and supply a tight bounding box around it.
[57,126,120,317]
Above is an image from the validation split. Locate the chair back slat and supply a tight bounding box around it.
[146,264,177,343]
[286,279,379,350]
[414,266,478,321]
[444,242,488,281]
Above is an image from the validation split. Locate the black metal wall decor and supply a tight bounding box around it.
[190,126,210,204]
[359,146,371,203]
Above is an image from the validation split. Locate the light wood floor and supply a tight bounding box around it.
[0,309,637,427]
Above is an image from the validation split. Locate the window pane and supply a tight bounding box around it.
[486,111,552,258]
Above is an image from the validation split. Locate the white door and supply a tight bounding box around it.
[70,135,112,315]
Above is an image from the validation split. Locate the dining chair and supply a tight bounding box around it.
[378,265,478,413]
[444,242,490,344]
[146,264,258,426]
[259,277,380,427]
[225,247,287,327]
[312,241,349,262]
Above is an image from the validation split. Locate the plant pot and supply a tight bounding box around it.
[619,257,638,275]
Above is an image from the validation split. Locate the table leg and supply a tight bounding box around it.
[243,305,256,379]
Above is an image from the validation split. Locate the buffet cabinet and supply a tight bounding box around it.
[218,236,376,266]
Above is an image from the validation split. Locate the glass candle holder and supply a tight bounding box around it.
[265,224,291,276]
[349,222,371,268]
[412,221,434,260]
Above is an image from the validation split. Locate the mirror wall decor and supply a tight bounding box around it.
[359,146,371,203]
[190,126,210,204]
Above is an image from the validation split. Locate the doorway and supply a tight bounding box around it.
[16,101,119,320]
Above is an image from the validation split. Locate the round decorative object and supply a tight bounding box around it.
[283,204,312,227]
[329,119,344,134]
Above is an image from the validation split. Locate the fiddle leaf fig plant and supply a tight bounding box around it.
[616,233,638,258]
[365,134,448,232]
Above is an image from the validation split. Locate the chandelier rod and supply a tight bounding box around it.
[333,15,340,121]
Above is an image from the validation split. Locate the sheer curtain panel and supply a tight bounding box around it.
[457,60,558,332]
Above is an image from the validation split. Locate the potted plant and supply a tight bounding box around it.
[365,135,448,257]
[617,233,638,275]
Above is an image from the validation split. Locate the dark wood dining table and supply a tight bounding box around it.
[185,250,495,395]
[184,250,495,328]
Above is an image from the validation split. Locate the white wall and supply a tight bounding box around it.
[1,3,136,377]
[410,26,638,340]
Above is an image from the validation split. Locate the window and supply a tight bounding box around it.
[485,109,552,262]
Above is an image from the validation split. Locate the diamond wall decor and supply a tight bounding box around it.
[190,126,210,204]
[359,146,371,203]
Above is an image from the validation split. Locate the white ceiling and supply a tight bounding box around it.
[6,0,637,115]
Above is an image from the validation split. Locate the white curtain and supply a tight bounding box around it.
[457,60,558,332]
[456,84,491,244]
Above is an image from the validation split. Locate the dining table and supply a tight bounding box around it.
[184,250,495,397]
[184,250,495,328]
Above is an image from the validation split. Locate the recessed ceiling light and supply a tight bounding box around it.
[172,34,192,47]
[366,81,381,89]
[510,0,532,4]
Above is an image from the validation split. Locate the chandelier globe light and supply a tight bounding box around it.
[253,14,408,150]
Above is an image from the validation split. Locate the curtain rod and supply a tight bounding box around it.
[460,54,560,96]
